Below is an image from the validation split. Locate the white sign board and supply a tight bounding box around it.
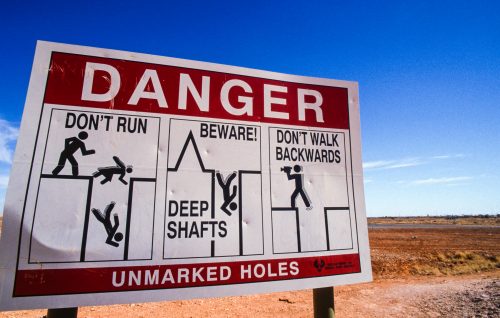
[0,41,371,310]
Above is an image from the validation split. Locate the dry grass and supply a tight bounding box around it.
[370,226,500,279]
[410,251,500,276]
[369,215,500,226]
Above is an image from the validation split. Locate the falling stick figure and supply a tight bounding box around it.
[216,171,238,216]
[91,201,123,247]
[93,156,133,185]
[52,131,95,176]
[281,164,312,210]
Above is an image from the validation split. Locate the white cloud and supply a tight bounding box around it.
[363,158,424,170]
[432,154,466,160]
[363,153,466,171]
[410,176,472,186]
[362,160,392,169]
[0,119,19,164]
[0,175,8,189]
[384,159,423,169]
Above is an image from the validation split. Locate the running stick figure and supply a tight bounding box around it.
[93,156,133,185]
[281,164,312,210]
[52,131,95,176]
[91,201,123,247]
[216,171,238,216]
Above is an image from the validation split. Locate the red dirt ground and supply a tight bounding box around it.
[1,221,498,317]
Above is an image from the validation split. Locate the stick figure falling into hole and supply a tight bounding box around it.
[91,201,123,247]
[216,171,238,216]
[93,156,133,185]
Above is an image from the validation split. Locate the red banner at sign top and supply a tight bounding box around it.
[44,52,349,129]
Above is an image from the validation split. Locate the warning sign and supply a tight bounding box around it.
[0,41,371,310]
[30,109,159,263]
[269,128,353,254]
[164,119,263,259]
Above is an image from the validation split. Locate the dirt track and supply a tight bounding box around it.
[1,221,498,317]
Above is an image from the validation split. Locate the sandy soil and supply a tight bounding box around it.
[0,219,498,317]
[2,274,498,318]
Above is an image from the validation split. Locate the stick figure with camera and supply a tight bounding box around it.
[281,164,312,210]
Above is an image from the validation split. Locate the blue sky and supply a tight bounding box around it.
[0,1,499,216]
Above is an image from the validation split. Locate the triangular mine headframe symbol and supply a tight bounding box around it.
[168,131,210,172]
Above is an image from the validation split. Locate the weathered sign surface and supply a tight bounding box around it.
[0,41,371,310]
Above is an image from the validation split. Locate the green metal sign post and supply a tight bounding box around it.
[46,307,78,318]
[313,287,335,318]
